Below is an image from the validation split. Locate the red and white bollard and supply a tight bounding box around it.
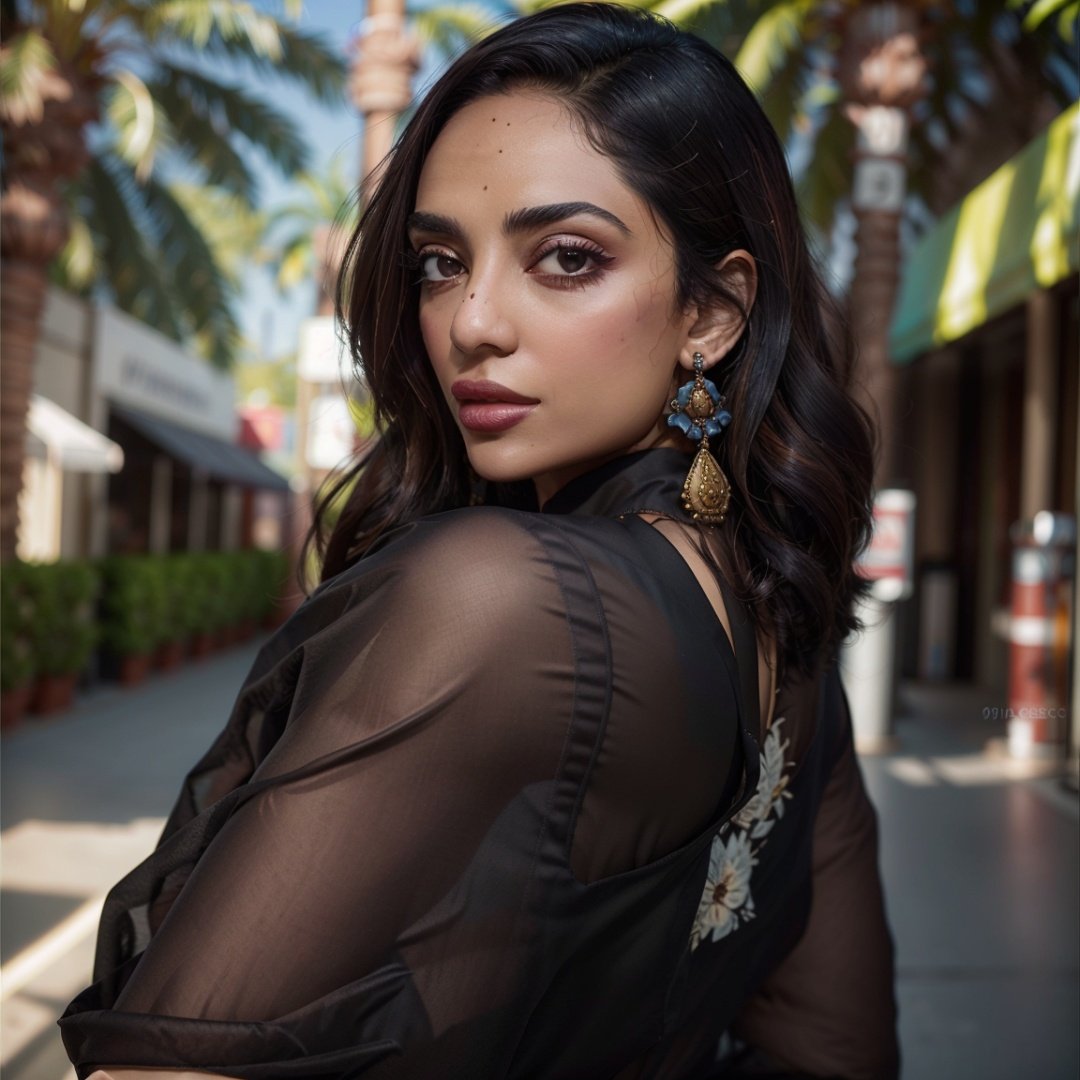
[1007,512,1075,759]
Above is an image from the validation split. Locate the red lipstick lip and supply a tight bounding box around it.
[451,379,539,405]
[457,402,537,433]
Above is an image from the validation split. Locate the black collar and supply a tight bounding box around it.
[540,448,695,522]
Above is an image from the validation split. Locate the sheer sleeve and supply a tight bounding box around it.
[59,511,577,1077]
[728,671,900,1079]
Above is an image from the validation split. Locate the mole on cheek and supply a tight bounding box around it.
[483,185,487,191]
[470,293,475,299]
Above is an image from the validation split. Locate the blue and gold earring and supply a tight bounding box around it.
[666,352,733,524]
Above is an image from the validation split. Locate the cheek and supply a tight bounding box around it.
[418,302,452,383]
[545,279,679,403]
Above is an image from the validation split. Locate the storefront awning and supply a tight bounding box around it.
[112,405,290,491]
[25,395,124,473]
[889,102,1079,364]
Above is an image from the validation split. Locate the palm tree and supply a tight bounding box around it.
[705,0,1077,486]
[259,159,357,317]
[411,0,1076,487]
[0,0,347,559]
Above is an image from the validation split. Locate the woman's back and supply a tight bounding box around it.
[60,450,897,1078]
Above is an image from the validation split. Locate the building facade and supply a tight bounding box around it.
[887,104,1078,755]
[20,289,289,562]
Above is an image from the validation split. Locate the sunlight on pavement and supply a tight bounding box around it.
[1,817,165,1074]
[1,817,166,897]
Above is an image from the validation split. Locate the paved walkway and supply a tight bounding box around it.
[1,644,1077,1078]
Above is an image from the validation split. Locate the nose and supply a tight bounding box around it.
[448,261,518,360]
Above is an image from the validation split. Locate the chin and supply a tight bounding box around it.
[464,441,546,486]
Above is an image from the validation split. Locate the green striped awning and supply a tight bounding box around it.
[889,102,1079,364]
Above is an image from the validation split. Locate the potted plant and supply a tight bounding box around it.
[28,560,100,714]
[154,555,191,671]
[229,550,261,643]
[1,562,36,731]
[98,556,166,685]
[185,553,221,658]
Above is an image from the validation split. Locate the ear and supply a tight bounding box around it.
[678,250,757,372]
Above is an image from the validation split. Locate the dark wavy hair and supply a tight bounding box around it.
[307,2,878,683]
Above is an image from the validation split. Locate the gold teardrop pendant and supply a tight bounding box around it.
[681,441,731,524]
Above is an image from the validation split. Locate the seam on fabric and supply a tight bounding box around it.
[499,514,607,1072]
[545,525,615,878]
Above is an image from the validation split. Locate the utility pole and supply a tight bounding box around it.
[350,0,421,203]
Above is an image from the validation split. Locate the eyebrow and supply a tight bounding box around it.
[405,201,632,241]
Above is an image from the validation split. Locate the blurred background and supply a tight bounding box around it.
[0,1,1077,1076]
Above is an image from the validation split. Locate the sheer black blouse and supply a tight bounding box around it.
[59,448,899,1079]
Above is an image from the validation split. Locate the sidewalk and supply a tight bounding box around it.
[1,640,266,1078]
[1,652,1077,1078]
[861,680,1078,1079]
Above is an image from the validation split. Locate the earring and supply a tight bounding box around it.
[666,352,733,524]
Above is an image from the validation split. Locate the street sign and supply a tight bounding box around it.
[857,488,916,602]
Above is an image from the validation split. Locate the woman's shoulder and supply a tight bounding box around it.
[333,505,633,610]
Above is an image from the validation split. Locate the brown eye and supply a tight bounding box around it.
[556,248,589,273]
[535,245,601,277]
[420,252,464,281]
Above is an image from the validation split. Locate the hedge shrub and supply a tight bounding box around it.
[27,560,101,677]
[97,555,168,658]
[1,562,36,691]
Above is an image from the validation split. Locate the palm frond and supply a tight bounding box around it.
[794,104,853,245]
[265,163,355,234]
[734,0,815,97]
[148,63,310,201]
[410,3,507,57]
[196,21,347,105]
[106,68,174,180]
[55,207,95,288]
[140,174,242,368]
[168,181,265,284]
[260,161,357,294]
[0,27,58,124]
[84,151,188,343]
[1011,0,1079,36]
[653,0,742,25]
[274,236,313,292]
[143,0,286,56]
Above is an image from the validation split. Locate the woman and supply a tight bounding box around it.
[61,5,899,1077]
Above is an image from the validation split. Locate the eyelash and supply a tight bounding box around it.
[404,239,614,292]
[534,239,614,290]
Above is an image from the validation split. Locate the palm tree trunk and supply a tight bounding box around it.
[352,0,419,202]
[840,2,928,491]
[849,205,903,488]
[0,179,69,560]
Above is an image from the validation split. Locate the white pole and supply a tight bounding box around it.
[840,593,900,753]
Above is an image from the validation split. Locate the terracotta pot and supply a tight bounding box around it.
[189,632,214,658]
[118,653,151,686]
[155,640,186,671]
[1,684,33,732]
[29,671,78,714]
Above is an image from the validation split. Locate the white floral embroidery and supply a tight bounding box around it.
[689,716,793,951]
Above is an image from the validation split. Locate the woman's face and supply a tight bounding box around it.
[410,92,699,505]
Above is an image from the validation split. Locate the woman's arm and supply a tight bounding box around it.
[61,513,575,1075]
[730,671,901,1079]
